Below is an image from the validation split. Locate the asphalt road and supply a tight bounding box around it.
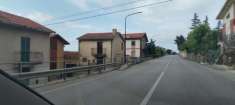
[37,55,235,105]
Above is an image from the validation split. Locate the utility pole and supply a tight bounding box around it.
[124,12,142,64]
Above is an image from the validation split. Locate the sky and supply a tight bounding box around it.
[0,0,225,52]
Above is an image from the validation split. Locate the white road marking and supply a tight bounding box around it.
[140,61,170,105]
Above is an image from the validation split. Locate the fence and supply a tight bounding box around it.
[127,57,153,65]
[10,63,121,87]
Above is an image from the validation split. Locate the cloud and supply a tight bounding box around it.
[25,11,54,23]
[0,6,53,23]
[70,0,89,10]
[64,21,92,29]
[95,0,113,7]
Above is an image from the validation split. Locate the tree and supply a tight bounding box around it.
[183,13,220,63]
[144,39,167,58]
[204,16,209,25]
[166,49,173,55]
[175,35,186,51]
[144,39,157,57]
[155,46,166,57]
[191,13,201,29]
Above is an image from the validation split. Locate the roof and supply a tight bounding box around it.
[217,0,235,19]
[0,10,54,33]
[78,32,116,41]
[123,33,148,42]
[51,34,70,45]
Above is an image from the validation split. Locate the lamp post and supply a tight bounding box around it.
[124,12,142,64]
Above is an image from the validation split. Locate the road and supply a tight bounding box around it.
[37,55,235,105]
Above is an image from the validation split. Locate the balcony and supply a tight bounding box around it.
[91,48,107,58]
[14,51,44,64]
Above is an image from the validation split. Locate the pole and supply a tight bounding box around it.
[124,16,127,64]
[124,12,142,64]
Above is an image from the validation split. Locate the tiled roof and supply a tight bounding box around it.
[78,32,115,40]
[51,34,70,45]
[123,33,148,41]
[0,10,54,33]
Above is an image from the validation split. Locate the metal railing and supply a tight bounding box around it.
[91,48,107,57]
[10,63,121,85]
[221,33,235,48]
[14,51,44,64]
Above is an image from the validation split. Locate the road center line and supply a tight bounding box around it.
[140,61,170,105]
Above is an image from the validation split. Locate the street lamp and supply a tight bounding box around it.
[124,12,142,64]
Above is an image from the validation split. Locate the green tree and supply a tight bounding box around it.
[184,13,220,63]
[175,35,186,51]
[191,13,201,29]
[144,39,157,57]
[155,46,166,57]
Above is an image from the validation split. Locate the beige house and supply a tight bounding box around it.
[0,10,54,73]
[78,29,124,65]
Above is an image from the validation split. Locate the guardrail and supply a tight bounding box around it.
[10,63,121,86]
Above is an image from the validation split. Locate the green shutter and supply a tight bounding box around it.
[21,37,30,62]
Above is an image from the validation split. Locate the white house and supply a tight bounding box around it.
[217,0,235,64]
[123,33,148,58]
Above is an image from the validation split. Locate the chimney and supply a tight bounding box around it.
[112,28,118,36]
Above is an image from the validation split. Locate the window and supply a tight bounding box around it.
[131,41,136,46]
[21,37,30,62]
[82,58,87,62]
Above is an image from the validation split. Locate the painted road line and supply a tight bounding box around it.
[140,61,170,105]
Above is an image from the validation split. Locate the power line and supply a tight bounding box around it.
[46,0,172,26]
[54,0,146,21]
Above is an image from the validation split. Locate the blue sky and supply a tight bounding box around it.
[0,0,225,51]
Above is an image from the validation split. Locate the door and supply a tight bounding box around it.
[97,41,103,64]
[21,37,30,62]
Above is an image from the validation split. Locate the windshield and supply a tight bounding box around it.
[0,0,235,105]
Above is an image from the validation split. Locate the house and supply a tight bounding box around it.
[123,33,148,58]
[64,51,80,68]
[78,29,125,65]
[217,0,235,65]
[50,34,69,70]
[0,10,54,73]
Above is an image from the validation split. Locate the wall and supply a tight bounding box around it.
[223,3,235,36]
[56,40,65,69]
[126,40,141,58]
[112,34,124,64]
[79,40,112,65]
[0,25,50,73]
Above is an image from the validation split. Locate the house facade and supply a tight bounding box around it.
[217,0,235,65]
[78,29,124,65]
[64,51,80,68]
[50,34,69,69]
[0,10,54,73]
[124,33,148,58]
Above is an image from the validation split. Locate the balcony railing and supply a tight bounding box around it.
[220,33,235,48]
[14,51,44,64]
[91,48,107,57]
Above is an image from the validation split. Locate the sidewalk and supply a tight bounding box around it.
[205,64,235,81]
